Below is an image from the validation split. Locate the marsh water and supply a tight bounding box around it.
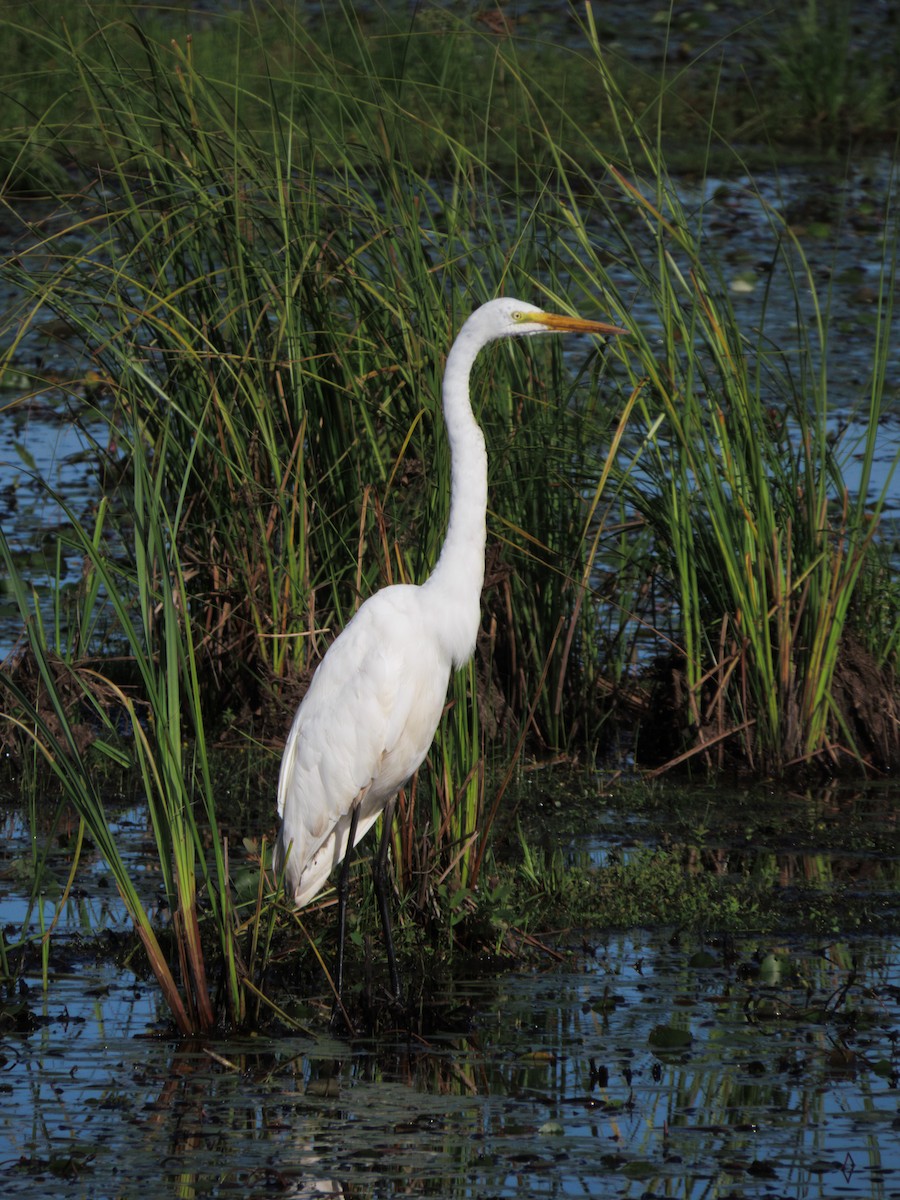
[2,787,899,1199]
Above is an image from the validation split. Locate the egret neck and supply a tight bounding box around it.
[422,314,490,669]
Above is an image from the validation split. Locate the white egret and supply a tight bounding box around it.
[275,298,625,1017]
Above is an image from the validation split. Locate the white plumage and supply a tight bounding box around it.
[274,298,625,999]
[276,585,452,907]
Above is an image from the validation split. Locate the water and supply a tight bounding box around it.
[3,932,897,1197]
[2,798,898,1199]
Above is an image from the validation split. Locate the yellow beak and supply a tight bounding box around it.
[536,311,628,337]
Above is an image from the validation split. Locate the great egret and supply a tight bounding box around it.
[275,298,625,1016]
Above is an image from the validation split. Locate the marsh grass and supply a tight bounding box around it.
[0,5,636,1020]
[769,0,897,152]
[1,2,898,1027]
[534,12,900,772]
[3,0,899,191]
[0,452,247,1033]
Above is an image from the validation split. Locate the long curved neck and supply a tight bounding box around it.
[423,318,490,663]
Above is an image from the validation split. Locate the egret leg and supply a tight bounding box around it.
[332,802,361,1023]
[373,796,402,1004]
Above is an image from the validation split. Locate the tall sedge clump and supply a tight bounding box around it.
[526,7,900,771]
[0,476,239,1034]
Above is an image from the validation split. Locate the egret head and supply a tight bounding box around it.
[472,296,627,342]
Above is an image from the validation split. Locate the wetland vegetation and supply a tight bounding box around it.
[1,6,899,1197]
[0,0,898,1064]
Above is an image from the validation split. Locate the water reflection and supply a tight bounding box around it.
[0,931,896,1198]
[2,786,898,1198]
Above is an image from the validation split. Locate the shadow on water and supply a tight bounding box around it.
[1,796,899,1199]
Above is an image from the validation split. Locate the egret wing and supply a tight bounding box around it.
[276,587,451,906]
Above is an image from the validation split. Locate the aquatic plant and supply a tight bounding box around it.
[529,10,900,772]
[0,3,636,1020]
[1,0,898,1033]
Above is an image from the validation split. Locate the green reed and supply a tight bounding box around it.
[0,3,639,1011]
[0,446,246,1033]
[3,1,896,1031]
[506,5,900,771]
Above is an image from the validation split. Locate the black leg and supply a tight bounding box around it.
[331,803,361,1031]
[372,796,403,1004]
